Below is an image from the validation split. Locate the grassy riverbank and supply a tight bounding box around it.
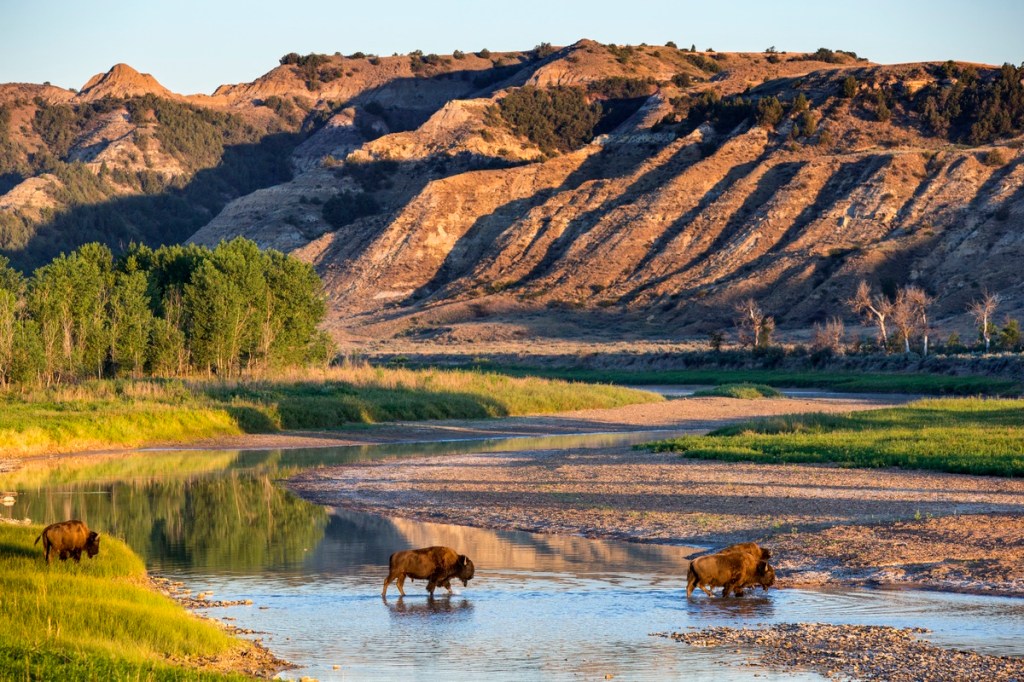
[0,524,261,680]
[644,398,1024,476]
[465,366,1022,396]
[0,366,660,458]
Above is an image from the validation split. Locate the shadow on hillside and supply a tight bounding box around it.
[4,132,302,272]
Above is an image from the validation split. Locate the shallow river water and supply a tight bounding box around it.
[3,430,1022,681]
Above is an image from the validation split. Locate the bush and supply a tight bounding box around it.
[842,76,858,98]
[322,191,381,229]
[497,86,602,153]
[756,96,784,128]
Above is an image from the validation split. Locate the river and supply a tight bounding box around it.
[2,430,1021,680]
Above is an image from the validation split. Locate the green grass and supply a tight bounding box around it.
[463,366,1022,396]
[643,398,1024,476]
[691,383,784,399]
[0,524,255,680]
[0,367,660,457]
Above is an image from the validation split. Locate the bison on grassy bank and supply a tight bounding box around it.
[687,543,776,598]
[34,520,101,564]
[382,546,475,598]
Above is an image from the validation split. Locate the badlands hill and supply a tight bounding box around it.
[1,42,1022,340]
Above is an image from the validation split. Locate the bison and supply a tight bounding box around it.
[34,520,101,564]
[687,549,775,598]
[721,541,771,563]
[382,546,475,598]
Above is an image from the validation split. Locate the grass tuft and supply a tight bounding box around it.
[643,398,1024,476]
[691,383,784,399]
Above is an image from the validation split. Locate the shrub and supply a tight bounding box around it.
[322,191,382,229]
[842,76,858,98]
[533,42,557,59]
[756,96,784,128]
[497,86,602,153]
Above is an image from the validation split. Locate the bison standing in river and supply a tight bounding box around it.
[687,543,776,598]
[34,520,101,564]
[382,546,475,598]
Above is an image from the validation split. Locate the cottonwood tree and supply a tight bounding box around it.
[735,298,775,349]
[110,264,153,377]
[904,286,933,356]
[969,291,1001,352]
[850,281,892,348]
[0,256,23,386]
[811,317,846,354]
[891,289,916,354]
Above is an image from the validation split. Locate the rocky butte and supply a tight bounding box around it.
[1,41,1021,342]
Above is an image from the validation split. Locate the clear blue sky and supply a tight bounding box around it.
[2,0,1022,95]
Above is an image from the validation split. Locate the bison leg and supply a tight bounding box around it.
[396,573,407,597]
[721,580,738,597]
[686,571,697,598]
[71,549,83,563]
[382,572,396,598]
[43,538,52,564]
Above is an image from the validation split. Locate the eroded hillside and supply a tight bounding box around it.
[3,42,1022,338]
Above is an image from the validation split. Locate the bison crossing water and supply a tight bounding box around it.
[383,542,777,600]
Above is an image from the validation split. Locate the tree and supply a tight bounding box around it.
[969,291,1000,352]
[755,96,784,128]
[842,75,858,98]
[850,281,892,348]
[735,298,774,349]
[811,317,845,355]
[184,239,269,376]
[903,286,932,356]
[998,317,1021,352]
[110,266,153,377]
[791,93,809,114]
[0,255,24,386]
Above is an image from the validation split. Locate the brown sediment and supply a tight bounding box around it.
[654,623,1024,681]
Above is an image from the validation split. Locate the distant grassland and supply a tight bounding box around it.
[644,398,1024,477]
[691,383,784,399]
[0,524,255,680]
[0,366,660,458]
[466,366,1022,396]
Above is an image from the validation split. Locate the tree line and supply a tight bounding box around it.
[730,283,1021,356]
[0,238,329,386]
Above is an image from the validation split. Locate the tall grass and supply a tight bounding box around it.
[691,383,784,399]
[644,398,1024,476]
[470,366,1023,396]
[0,524,254,680]
[0,367,660,458]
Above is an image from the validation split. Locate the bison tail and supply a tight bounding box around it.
[33,533,42,546]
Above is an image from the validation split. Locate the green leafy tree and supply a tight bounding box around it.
[110,266,154,377]
[184,239,269,376]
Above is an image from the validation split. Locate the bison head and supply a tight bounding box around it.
[455,554,475,586]
[85,531,101,559]
[755,560,776,590]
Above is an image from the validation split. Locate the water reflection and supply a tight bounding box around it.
[385,596,475,619]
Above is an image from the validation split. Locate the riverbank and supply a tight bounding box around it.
[287,396,1024,597]
[0,523,285,680]
[0,367,658,462]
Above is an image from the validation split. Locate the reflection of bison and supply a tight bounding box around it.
[382,546,475,598]
[687,544,775,598]
[34,520,101,564]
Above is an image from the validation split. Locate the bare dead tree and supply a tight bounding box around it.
[734,298,774,349]
[891,289,916,354]
[811,317,846,354]
[849,281,892,348]
[969,291,1001,352]
[903,285,933,356]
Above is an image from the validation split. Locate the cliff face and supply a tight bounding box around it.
[3,43,1023,339]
